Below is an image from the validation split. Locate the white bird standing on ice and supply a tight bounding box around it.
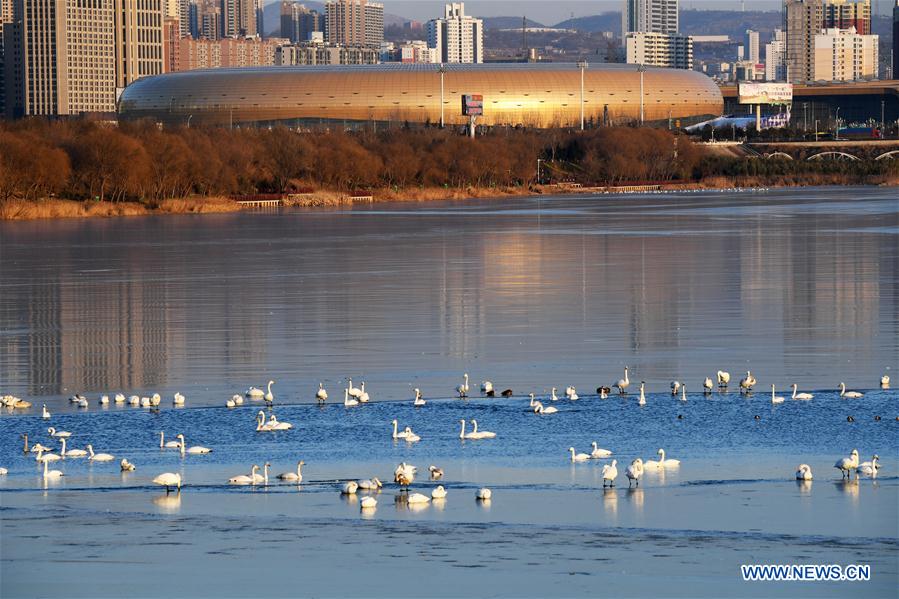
[456,374,470,398]
[703,377,714,393]
[880,375,890,388]
[173,392,185,406]
[625,458,644,487]
[316,383,328,404]
[834,449,859,479]
[615,367,630,395]
[264,381,274,403]
[602,460,618,487]
[153,472,182,493]
[717,371,730,388]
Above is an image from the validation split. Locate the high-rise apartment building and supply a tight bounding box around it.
[191,0,220,39]
[812,26,877,80]
[1,0,13,115]
[426,2,482,63]
[744,29,759,63]
[280,1,320,43]
[622,0,678,42]
[324,0,383,48]
[115,0,165,90]
[784,0,871,82]
[626,31,692,69]
[765,28,786,80]
[892,0,899,76]
[221,0,255,38]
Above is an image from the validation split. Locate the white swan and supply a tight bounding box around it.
[60,438,87,458]
[703,377,714,393]
[341,480,359,495]
[470,420,496,439]
[252,463,270,485]
[358,477,382,490]
[266,413,293,431]
[533,401,557,414]
[392,419,412,439]
[456,373,470,398]
[264,380,274,403]
[42,404,51,419]
[569,447,591,462]
[0,467,7,475]
[233,394,244,405]
[795,464,813,480]
[87,445,114,461]
[128,395,140,406]
[256,411,275,432]
[771,384,784,404]
[43,459,64,479]
[177,434,212,455]
[565,386,579,400]
[679,384,687,402]
[481,380,494,395]
[360,496,377,509]
[277,461,305,481]
[615,366,630,394]
[644,448,680,468]
[120,458,136,472]
[394,462,416,486]
[838,383,863,399]
[159,432,182,449]
[344,388,359,407]
[638,381,646,406]
[670,381,681,395]
[316,383,328,404]
[47,427,71,438]
[431,485,447,499]
[357,382,370,403]
[881,375,890,388]
[347,378,362,398]
[229,464,259,485]
[834,449,859,479]
[99,395,109,405]
[407,492,430,504]
[476,488,492,500]
[34,449,61,463]
[226,397,236,408]
[402,427,421,442]
[717,370,730,387]
[173,392,185,405]
[739,371,756,392]
[857,455,879,478]
[153,472,182,493]
[428,465,444,479]
[550,387,559,402]
[114,393,126,404]
[458,419,478,440]
[602,460,618,487]
[791,384,813,400]
[413,388,426,406]
[591,442,612,458]
[246,384,264,398]
[625,458,644,487]
[140,397,151,408]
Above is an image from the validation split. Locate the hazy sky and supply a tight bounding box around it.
[382,1,785,22]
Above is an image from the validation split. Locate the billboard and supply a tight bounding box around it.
[462,94,483,116]
[738,83,793,105]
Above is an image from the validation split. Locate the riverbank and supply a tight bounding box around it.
[2,176,896,221]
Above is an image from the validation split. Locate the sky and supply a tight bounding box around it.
[381,1,787,23]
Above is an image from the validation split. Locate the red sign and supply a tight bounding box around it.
[462,94,483,116]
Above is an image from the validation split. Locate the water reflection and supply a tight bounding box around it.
[796,480,813,496]
[152,492,182,512]
[836,480,860,505]
[0,189,896,402]
[602,487,618,517]
[626,487,644,511]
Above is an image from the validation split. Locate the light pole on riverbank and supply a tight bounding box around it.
[577,60,588,130]
[438,64,446,128]
[637,64,646,125]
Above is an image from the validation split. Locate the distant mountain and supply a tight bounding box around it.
[482,17,546,30]
[552,13,621,33]
[680,9,782,40]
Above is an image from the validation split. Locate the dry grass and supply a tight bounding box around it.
[1,197,240,221]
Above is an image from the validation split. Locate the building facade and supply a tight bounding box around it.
[115,0,165,90]
[784,0,871,82]
[812,26,877,81]
[280,1,320,43]
[765,28,786,80]
[381,40,438,63]
[275,42,377,64]
[622,0,678,42]
[174,35,284,69]
[324,0,382,48]
[426,2,482,64]
[744,29,759,63]
[626,31,692,69]
[221,0,255,38]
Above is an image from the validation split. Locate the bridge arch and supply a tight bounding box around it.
[765,152,793,160]
[806,151,860,162]
[874,150,899,161]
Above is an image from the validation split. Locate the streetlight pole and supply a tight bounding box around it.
[814,119,819,142]
[881,99,885,138]
[438,63,446,128]
[834,107,840,140]
[536,158,543,184]
[577,59,588,130]
[637,64,646,125]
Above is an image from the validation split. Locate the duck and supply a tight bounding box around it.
[476,488,492,500]
[601,460,618,487]
[360,496,377,509]
[565,386,579,400]
[394,462,416,486]
[834,449,859,479]
[431,485,447,499]
[358,477,382,491]
[637,382,646,406]
[670,381,681,395]
[456,373,470,398]
[42,459,64,479]
[153,472,182,493]
[60,438,87,458]
[569,447,591,462]
[120,458,136,472]
[42,404,51,419]
[590,442,612,459]
[481,381,494,396]
[347,378,362,399]
[533,401,557,415]
[413,388,426,407]
[176,434,212,455]
[717,370,730,388]
[857,455,879,478]
[428,465,443,480]
[771,384,785,404]
[470,420,496,439]
[277,461,305,482]
[500,389,513,398]
[316,383,328,404]
[596,386,611,399]
[159,432,182,449]
[47,427,71,438]
[791,384,813,400]
[173,392,185,406]
[739,371,756,392]
[625,458,644,487]
[87,445,114,461]
[795,464,813,480]
[615,366,630,395]
[838,383,863,399]
[357,382,370,403]
[458,419,478,440]
[703,377,714,393]
[880,375,890,388]
[344,389,359,407]
[341,481,359,495]
[229,465,259,485]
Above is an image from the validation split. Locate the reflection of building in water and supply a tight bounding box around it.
[436,234,486,360]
